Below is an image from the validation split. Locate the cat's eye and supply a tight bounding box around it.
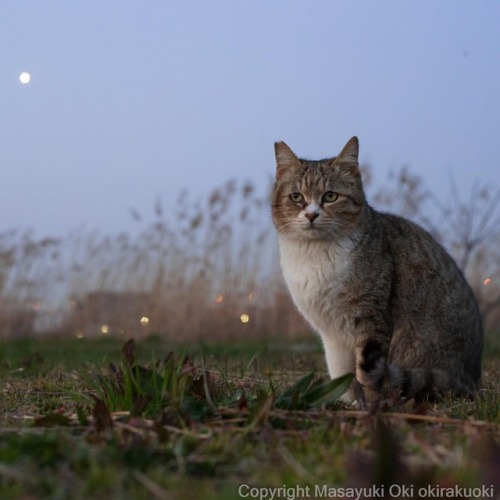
[289,193,304,203]
[322,191,339,203]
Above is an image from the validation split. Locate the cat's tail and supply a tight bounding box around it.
[360,342,478,401]
[367,363,477,401]
[384,365,477,401]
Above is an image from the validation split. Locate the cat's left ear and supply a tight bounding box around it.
[275,141,300,178]
[336,136,359,169]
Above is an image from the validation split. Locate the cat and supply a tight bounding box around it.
[272,136,483,403]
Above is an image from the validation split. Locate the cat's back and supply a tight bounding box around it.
[362,210,479,317]
[372,211,475,301]
[366,210,482,379]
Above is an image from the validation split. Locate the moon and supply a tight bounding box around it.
[19,72,31,84]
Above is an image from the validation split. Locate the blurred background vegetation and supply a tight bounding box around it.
[0,165,498,341]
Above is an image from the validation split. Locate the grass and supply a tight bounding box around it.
[0,334,498,500]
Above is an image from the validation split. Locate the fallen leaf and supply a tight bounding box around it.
[92,396,114,431]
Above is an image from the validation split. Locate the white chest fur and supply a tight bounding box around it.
[279,238,354,335]
[278,237,357,382]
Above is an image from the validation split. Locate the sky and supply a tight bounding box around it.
[2,1,499,237]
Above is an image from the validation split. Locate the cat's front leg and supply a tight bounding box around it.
[321,336,356,403]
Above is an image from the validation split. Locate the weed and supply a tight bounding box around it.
[0,336,498,499]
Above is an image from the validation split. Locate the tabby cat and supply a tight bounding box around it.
[272,136,483,403]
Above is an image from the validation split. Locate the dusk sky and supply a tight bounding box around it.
[2,1,499,236]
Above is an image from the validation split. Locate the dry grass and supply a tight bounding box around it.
[0,179,307,341]
[0,166,498,341]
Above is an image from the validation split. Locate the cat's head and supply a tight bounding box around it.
[271,136,366,242]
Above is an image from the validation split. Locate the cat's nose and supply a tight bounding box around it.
[305,211,319,222]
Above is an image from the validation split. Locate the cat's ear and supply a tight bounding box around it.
[336,136,359,169]
[275,141,300,178]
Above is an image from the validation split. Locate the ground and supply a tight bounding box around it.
[0,334,498,500]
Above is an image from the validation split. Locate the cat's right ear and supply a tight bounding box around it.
[275,141,300,178]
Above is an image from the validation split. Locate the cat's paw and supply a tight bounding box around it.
[339,395,356,405]
[338,389,356,405]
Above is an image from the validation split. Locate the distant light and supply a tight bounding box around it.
[19,72,31,84]
[240,313,250,324]
[483,278,492,286]
[140,316,149,326]
[76,332,84,339]
[100,324,109,334]
[215,294,224,304]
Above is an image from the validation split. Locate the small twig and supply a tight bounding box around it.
[162,424,213,439]
[281,408,500,429]
[132,470,171,500]
[277,443,322,484]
